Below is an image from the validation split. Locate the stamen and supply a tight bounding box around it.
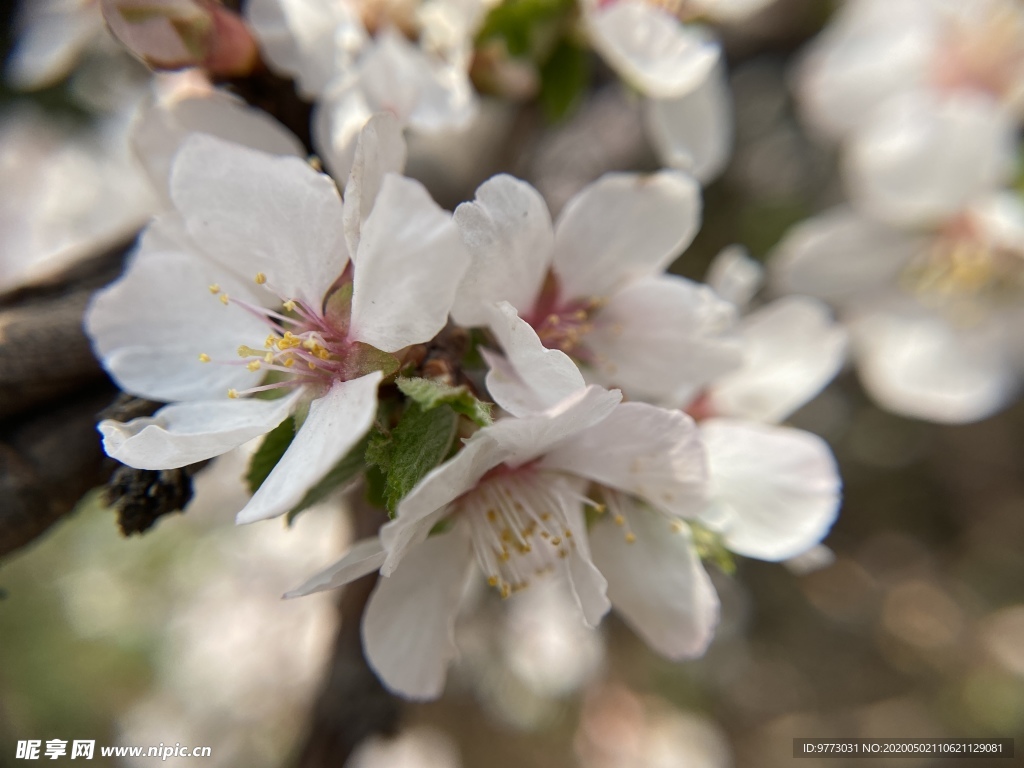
[219,293,230,305]
[208,284,221,294]
[198,353,211,363]
[254,272,267,285]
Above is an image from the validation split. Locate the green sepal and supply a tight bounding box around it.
[539,38,590,122]
[476,0,575,57]
[396,376,493,427]
[341,343,400,381]
[246,416,296,494]
[691,522,737,575]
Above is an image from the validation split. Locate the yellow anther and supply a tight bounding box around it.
[625,532,637,544]
[208,283,220,294]
[264,352,273,363]
[264,334,277,349]
[254,272,267,285]
[227,389,239,399]
[487,575,498,587]
[247,360,261,372]
[308,361,317,370]
[564,529,572,538]
[550,537,562,547]
[592,503,606,514]
[614,515,626,526]
[283,300,296,312]
[219,293,230,305]
[486,509,497,522]
[500,584,511,599]
[198,353,211,363]
[284,357,295,368]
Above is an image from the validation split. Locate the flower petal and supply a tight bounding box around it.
[484,301,585,415]
[701,418,841,561]
[590,501,719,659]
[553,170,702,300]
[98,390,301,470]
[236,372,382,523]
[849,302,1016,424]
[313,78,373,181]
[846,91,1016,227]
[706,244,763,309]
[85,226,271,402]
[644,62,732,183]
[710,296,848,423]
[171,133,348,308]
[363,529,472,699]
[451,175,554,327]
[544,402,707,517]
[343,112,407,257]
[586,2,720,98]
[350,173,470,352]
[285,537,386,597]
[561,486,611,627]
[587,274,743,402]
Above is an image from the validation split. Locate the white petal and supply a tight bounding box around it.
[645,63,732,183]
[246,0,365,98]
[587,275,743,401]
[701,419,841,561]
[590,502,719,659]
[846,91,1017,227]
[553,170,702,300]
[768,206,919,302]
[285,537,386,597]
[99,391,301,470]
[586,2,720,98]
[481,348,551,418]
[363,529,472,699]
[849,303,1016,424]
[85,229,271,403]
[485,301,585,415]
[350,173,470,352]
[544,402,707,517]
[7,0,102,90]
[706,244,763,308]
[382,431,509,573]
[451,175,554,327]
[313,79,373,182]
[171,134,348,308]
[131,88,304,198]
[236,373,382,523]
[343,112,407,257]
[710,296,848,423]
[561,491,611,627]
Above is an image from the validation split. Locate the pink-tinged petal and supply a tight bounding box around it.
[485,301,585,415]
[590,502,719,659]
[171,134,348,308]
[644,63,732,183]
[382,432,509,574]
[343,112,407,257]
[363,529,472,699]
[586,2,720,98]
[544,402,706,517]
[587,275,742,401]
[350,173,470,352]
[236,373,382,524]
[710,296,848,424]
[849,303,1016,424]
[85,229,271,403]
[451,175,554,327]
[768,206,919,303]
[285,537,386,597]
[706,245,763,309]
[553,170,701,300]
[701,419,840,561]
[846,91,1017,227]
[132,87,304,198]
[98,390,302,470]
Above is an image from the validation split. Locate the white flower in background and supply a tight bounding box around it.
[246,0,485,177]
[772,195,1024,424]
[452,172,742,405]
[86,121,470,524]
[796,0,1024,225]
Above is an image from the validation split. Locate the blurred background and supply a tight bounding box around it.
[2,1,1024,766]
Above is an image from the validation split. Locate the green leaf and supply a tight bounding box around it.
[476,0,574,57]
[246,417,295,494]
[367,403,459,515]
[396,376,493,426]
[286,435,370,524]
[539,39,590,122]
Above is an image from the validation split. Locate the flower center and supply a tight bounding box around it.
[932,3,1024,101]
[202,272,392,399]
[901,215,1024,317]
[524,273,603,360]
[455,466,591,599]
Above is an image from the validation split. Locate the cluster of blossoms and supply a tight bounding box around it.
[773,0,1024,423]
[3,0,870,701]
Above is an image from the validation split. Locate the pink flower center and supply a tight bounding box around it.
[523,273,604,361]
[932,4,1024,101]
